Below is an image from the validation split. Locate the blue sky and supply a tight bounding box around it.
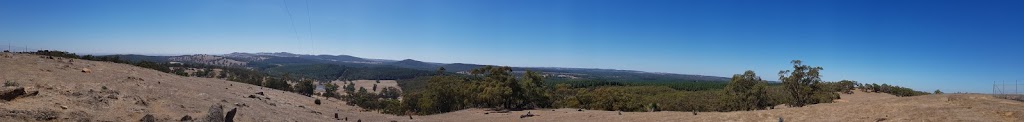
[2,0,1023,93]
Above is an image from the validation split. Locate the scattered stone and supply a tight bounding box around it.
[225,108,237,122]
[577,109,583,112]
[256,92,264,96]
[23,90,38,97]
[140,114,156,122]
[107,95,118,99]
[520,111,537,118]
[136,99,148,106]
[81,68,91,73]
[334,113,339,120]
[180,115,193,121]
[315,99,321,105]
[60,106,68,109]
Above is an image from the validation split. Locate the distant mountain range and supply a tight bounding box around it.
[105,52,731,82]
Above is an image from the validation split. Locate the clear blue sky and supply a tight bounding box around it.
[2,0,1023,93]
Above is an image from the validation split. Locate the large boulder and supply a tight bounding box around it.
[205,104,224,122]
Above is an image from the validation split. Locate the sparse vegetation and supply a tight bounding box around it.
[857,83,929,97]
[4,80,17,86]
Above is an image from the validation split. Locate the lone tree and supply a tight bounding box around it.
[778,60,824,107]
[725,70,769,111]
[934,89,943,94]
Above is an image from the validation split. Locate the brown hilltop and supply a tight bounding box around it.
[0,53,404,121]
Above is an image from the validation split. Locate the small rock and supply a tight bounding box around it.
[140,114,156,122]
[81,68,91,73]
[180,115,193,121]
[60,106,68,109]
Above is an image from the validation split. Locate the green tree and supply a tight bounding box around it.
[379,87,401,99]
[934,89,943,94]
[470,66,518,109]
[518,70,550,109]
[294,79,316,96]
[324,83,340,98]
[264,77,292,91]
[837,80,857,94]
[778,60,824,107]
[344,82,356,94]
[725,70,769,111]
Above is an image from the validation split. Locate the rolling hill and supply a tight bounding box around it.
[98,52,730,83]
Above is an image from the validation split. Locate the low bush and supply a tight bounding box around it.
[3,80,17,86]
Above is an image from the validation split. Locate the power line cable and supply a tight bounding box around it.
[305,0,314,55]
[282,0,303,49]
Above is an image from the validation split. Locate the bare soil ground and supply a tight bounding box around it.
[2,53,1023,122]
[419,90,1024,122]
[0,53,408,121]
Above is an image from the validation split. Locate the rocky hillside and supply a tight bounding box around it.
[0,53,408,121]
